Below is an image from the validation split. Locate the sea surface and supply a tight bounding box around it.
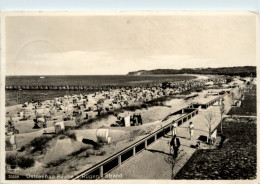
[6,75,196,106]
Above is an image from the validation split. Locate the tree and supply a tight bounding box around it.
[229,92,235,106]
[164,144,185,179]
[228,92,236,117]
[238,87,242,98]
[219,101,226,133]
[203,111,216,146]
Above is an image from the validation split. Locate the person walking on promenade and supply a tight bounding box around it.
[172,121,178,136]
[170,135,181,158]
[188,122,194,140]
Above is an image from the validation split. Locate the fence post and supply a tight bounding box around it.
[118,155,122,166]
[133,147,136,156]
[145,140,148,149]
[100,166,104,178]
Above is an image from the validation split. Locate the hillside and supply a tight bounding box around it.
[127,66,256,77]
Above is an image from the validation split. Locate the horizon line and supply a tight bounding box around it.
[5,65,256,77]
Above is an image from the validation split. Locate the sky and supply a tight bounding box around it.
[5,11,257,75]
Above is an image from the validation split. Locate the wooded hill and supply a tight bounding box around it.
[127,66,256,77]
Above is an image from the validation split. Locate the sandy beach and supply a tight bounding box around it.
[5,74,249,178]
[6,75,254,180]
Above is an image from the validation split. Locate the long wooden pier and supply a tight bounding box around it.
[5,84,161,91]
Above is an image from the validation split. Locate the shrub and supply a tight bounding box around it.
[195,88,203,92]
[64,132,77,141]
[141,104,148,109]
[6,154,17,166]
[125,105,139,111]
[100,150,106,156]
[46,157,67,168]
[6,154,35,169]
[30,136,53,153]
[58,135,66,139]
[146,96,169,106]
[69,147,88,156]
[93,143,101,150]
[17,156,35,169]
[18,146,26,152]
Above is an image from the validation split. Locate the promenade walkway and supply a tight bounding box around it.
[110,95,232,179]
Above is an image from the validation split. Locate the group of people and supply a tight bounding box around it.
[115,113,143,127]
[170,121,195,158]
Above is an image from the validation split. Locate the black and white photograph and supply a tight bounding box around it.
[1,11,258,181]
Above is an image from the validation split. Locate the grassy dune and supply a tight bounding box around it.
[174,117,256,179]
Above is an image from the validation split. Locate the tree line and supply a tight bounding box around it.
[127,66,256,77]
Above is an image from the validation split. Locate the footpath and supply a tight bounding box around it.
[110,94,232,179]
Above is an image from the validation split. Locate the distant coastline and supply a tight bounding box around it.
[127,66,256,77]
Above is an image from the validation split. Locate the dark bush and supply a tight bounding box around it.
[141,104,148,109]
[93,143,102,150]
[46,157,67,168]
[195,88,203,92]
[146,96,169,106]
[58,135,66,139]
[69,147,88,156]
[6,154,35,169]
[6,154,17,166]
[18,146,26,152]
[17,156,35,168]
[30,136,53,153]
[85,152,90,157]
[100,151,106,156]
[64,132,77,141]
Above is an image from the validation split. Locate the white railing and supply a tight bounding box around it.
[70,94,225,180]
[70,107,199,180]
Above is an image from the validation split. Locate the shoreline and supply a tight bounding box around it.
[5,74,207,107]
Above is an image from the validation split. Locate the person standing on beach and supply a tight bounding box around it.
[170,135,181,158]
[188,122,194,140]
[172,121,177,136]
